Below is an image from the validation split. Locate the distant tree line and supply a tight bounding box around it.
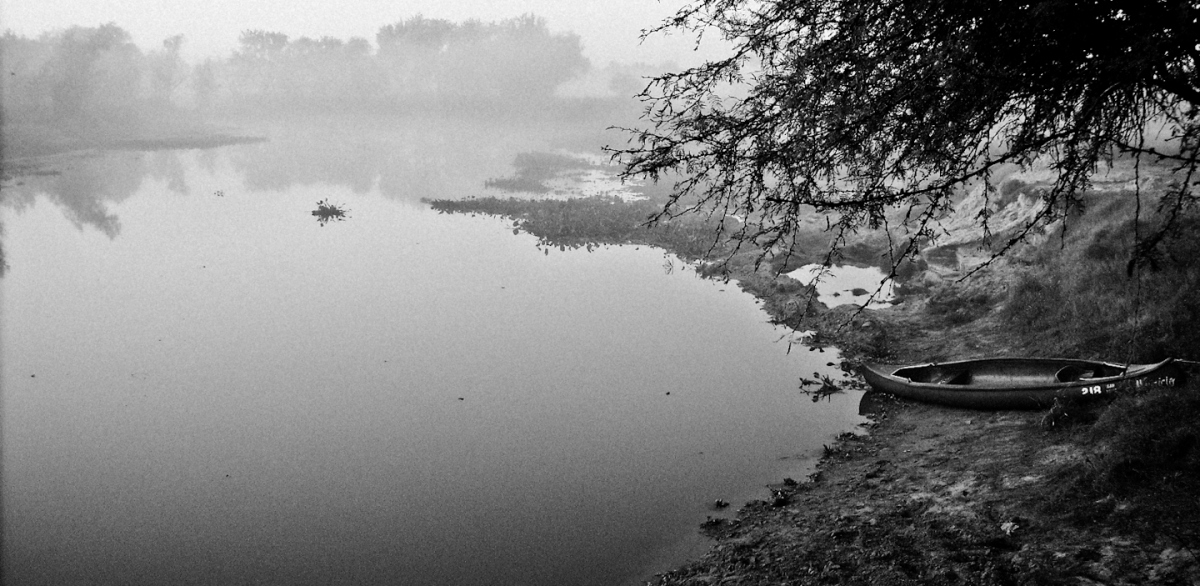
[1,15,593,123]
[2,24,187,123]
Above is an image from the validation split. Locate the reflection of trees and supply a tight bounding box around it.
[148,151,190,195]
[227,122,384,194]
[1,152,180,238]
[0,115,621,258]
[226,116,616,202]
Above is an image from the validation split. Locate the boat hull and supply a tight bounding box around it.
[860,357,1183,410]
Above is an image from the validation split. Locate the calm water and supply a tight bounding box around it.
[1,118,864,586]
[786,264,897,308]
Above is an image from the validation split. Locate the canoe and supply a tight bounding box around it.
[860,357,1183,410]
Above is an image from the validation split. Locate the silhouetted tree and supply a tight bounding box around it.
[616,0,1200,272]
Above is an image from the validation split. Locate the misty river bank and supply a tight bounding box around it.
[5,116,1198,586]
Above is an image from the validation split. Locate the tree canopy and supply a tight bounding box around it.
[615,0,1200,273]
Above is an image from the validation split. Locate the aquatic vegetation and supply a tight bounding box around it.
[799,373,842,402]
[312,198,349,226]
[428,194,738,259]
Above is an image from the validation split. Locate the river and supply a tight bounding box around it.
[1,116,865,586]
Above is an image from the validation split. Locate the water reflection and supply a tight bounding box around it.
[147,150,190,195]
[2,114,621,245]
[2,120,865,586]
[2,153,150,238]
[786,263,897,308]
[222,116,620,201]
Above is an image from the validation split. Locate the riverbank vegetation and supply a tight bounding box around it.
[432,165,1200,364]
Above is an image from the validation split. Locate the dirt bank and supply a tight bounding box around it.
[644,391,1199,585]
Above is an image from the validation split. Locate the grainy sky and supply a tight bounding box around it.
[1,0,728,65]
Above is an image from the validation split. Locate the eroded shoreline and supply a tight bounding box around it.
[638,279,1199,585]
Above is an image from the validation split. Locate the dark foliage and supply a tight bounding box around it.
[311,198,349,226]
[1046,382,1200,550]
[615,0,1200,274]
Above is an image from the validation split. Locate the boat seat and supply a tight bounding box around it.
[935,370,972,385]
[1055,366,1096,383]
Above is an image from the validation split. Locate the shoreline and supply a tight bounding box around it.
[1,120,266,170]
[643,385,1197,585]
[636,267,1200,585]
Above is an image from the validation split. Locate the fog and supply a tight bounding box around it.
[2,0,725,66]
[0,15,872,586]
[1,16,671,160]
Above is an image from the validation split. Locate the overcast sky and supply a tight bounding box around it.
[1,0,729,65]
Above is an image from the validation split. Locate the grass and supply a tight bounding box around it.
[984,189,1200,555]
[926,286,996,326]
[1087,384,1200,488]
[1044,381,1200,549]
[1000,191,1200,362]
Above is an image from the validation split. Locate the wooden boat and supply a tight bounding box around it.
[860,357,1183,410]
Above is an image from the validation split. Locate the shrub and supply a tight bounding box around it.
[1003,276,1064,329]
[1086,383,1200,487]
[927,285,996,325]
